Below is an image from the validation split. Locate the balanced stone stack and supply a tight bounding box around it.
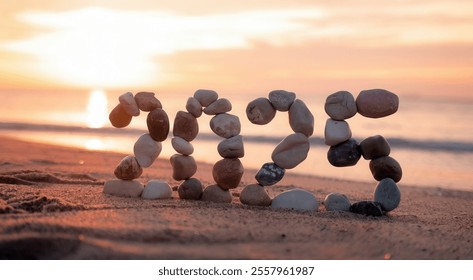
[104,92,173,199]
[240,90,317,210]
[172,89,244,203]
[324,89,402,216]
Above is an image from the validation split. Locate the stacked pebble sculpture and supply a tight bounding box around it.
[324,89,402,216]
[104,92,173,199]
[172,89,244,203]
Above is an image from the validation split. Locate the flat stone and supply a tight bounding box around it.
[349,201,384,216]
[103,180,144,197]
[177,178,203,200]
[201,184,232,203]
[240,184,272,206]
[356,89,399,118]
[186,97,202,118]
[210,113,241,138]
[212,158,244,190]
[255,162,285,186]
[109,104,132,128]
[324,91,357,120]
[324,119,352,146]
[360,135,391,160]
[217,135,244,158]
[268,90,296,112]
[114,155,143,180]
[146,108,170,142]
[118,92,140,116]
[370,156,402,182]
[323,193,351,211]
[246,98,276,125]
[172,111,199,142]
[170,154,197,181]
[289,99,314,137]
[171,137,194,156]
[374,178,401,212]
[142,180,173,199]
[271,189,318,211]
[133,133,162,168]
[194,89,218,107]
[134,91,162,112]
[271,133,310,169]
[327,139,361,167]
[203,98,232,115]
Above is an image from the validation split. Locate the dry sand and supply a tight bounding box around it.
[0,135,472,259]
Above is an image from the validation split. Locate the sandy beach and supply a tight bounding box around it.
[0,135,472,259]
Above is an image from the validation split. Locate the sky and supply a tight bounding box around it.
[1,0,473,100]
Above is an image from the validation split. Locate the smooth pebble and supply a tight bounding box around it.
[114,155,143,180]
[374,178,401,212]
[177,178,203,200]
[369,156,403,182]
[142,180,173,199]
[118,92,140,116]
[324,119,352,146]
[289,99,314,137]
[210,113,241,138]
[170,154,197,181]
[134,133,162,168]
[201,184,232,203]
[327,139,361,167]
[186,97,203,118]
[173,111,199,142]
[240,184,272,206]
[268,90,296,111]
[350,201,384,216]
[146,108,170,142]
[203,98,232,115]
[324,193,351,211]
[103,180,144,197]
[356,89,399,118]
[194,89,218,107]
[246,98,276,125]
[217,135,244,158]
[271,189,318,211]
[360,135,391,160]
[271,133,310,169]
[134,91,162,112]
[324,91,357,120]
[171,137,194,156]
[212,158,244,190]
[109,104,132,128]
[255,162,285,186]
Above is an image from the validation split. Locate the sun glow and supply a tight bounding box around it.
[86,90,108,128]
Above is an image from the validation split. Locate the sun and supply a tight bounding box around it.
[86,90,108,128]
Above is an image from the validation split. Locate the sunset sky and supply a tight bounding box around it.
[1,0,473,100]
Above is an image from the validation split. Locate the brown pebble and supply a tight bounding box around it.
[109,104,132,128]
[114,155,143,180]
[212,158,244,190]
[210,113,241,138]
[240,184,272,206]
[204,98,232,115]
[186,97,202,118]
[178,178,203,200]
[173,111,199,142]
[194,89,218,107]
[170,154,197,181]
[360,135,391,160]
[246,98,276,125]
[217,135,244,158]
[271,133,310,169]
[356,89,399,118]
[370,156,402,182]
[268,90,296,112]
[201,184,232,203]
[146,108,170,142]
[134,91,162,112]
[289,99,314,137]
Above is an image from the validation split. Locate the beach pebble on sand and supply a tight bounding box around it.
[186,97,203,118]
[170,154,197,181]
[146,108,170,142]
[268,90,296,112]
[369,156,402,182]
[271,189,318,211]
[271,133,310,169]
[240,184,272,206]
[171,137,194,156]
[324,119,352,146]
[374,178,401,212]
[349,201,384,216]
[356,89,399,118]
[289,99,314,137]
[109,104,132,128]
[177,178,203,200]
[255,162,285,186]
[210,113,241,139]
[134,134,162,168]
[114,155,143,180]
[327,139,361,167]
[119,92,140,117]
[217,135,244,158]
[246,98,276,125]
[324,193,351,211]
[201,184,233,203]
[103,180,144,197]
[212,158,244,190]
[360,135,391,160]
[173,111,199,142]
[194,89,218,107]
[324,91,357,120]
[142,180,173,199]
[134,91,162,112]
[203,98,232,115]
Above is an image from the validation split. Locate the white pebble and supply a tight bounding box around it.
[142,180,173,199]
[271,189,318,211]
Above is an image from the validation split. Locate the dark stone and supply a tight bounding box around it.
[173,111,199,142]
[360,135,391,160]
[349,201,384,216]
[374,178,401,212]
[327,139,362,167]
[369,156,402,182]
[146,108,170,142]
[177,178,203,200]
[255,162,285,186]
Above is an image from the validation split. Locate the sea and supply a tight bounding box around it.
[1,90,472,191]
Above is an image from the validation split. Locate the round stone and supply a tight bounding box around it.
[142,180,173,199]
[109,104,132,128]
[177,178,203,200]
[171,137,194,156]
[271,133,310,169]
[268,90,296,111]
[114,155,143,180]
[374,178,401,212]
[349,201,384,216]
[370,156,402,182]
[217,135,244,158]
[240,184,272,206]
[103,180,144,197]
[323,193,351,211]
[255,162,285,186]
[201,184,232,203]
[203,98,232,115]
[118,92,140,116]
[327,139,361,167]
[212,158,244,190]
[194,89,218,107]
[324,119,352,146]
[146,108,170,142]
[210,113,241,138]
[134,133,162,168]
[324,91,357,120]
[271,189,318,211]
[134,91,162,112]
[246,98,276,125]
[360,135,391,160]
[173,111,199,142]
[289,99,314,137]
[356,89,399,118]
[186,97,203,118]
[170,154,197,181]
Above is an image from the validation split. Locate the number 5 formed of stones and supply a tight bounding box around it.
[239,90,316,210]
